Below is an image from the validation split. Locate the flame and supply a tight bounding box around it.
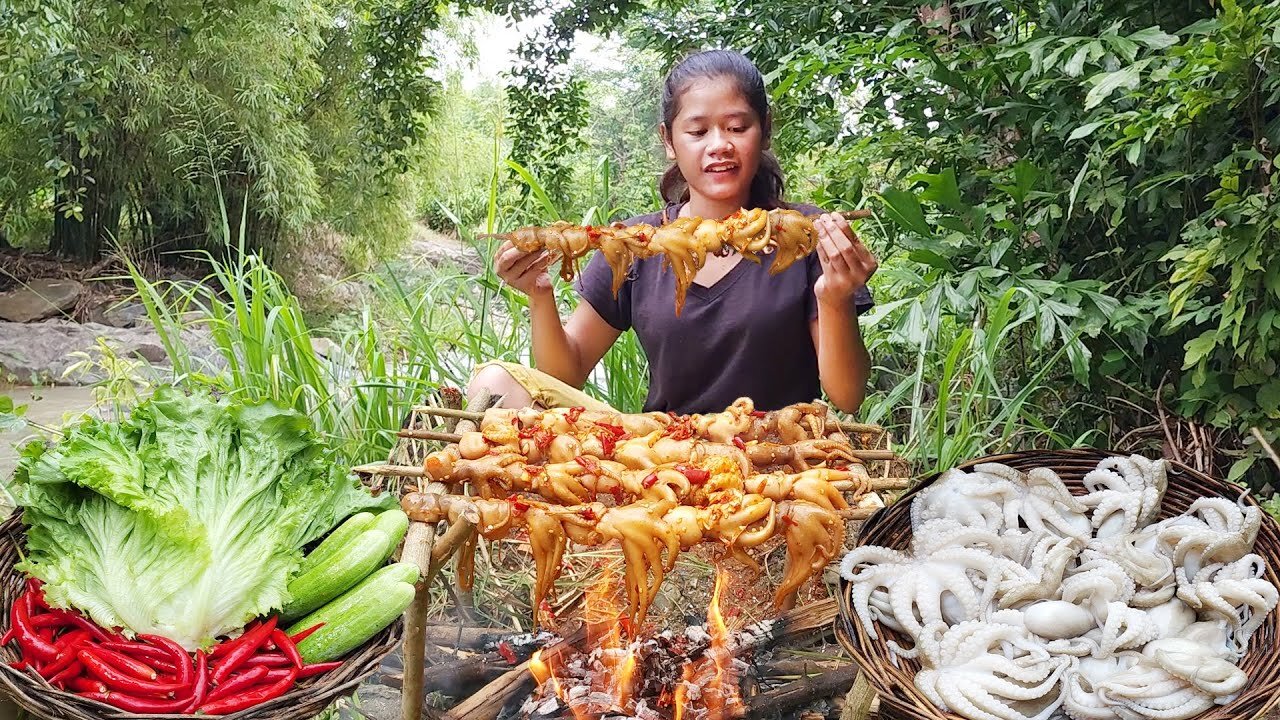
[673,569,743,720]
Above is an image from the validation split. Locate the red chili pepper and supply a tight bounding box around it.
[258,667,298,683]
[0,628,12,646]
[749,410,767,418]
[24,581,48,611]
[77,690,191,713]
[271,629,303,669]
[197,667,297,715]
[182,651,208,713]
[496,641,517,665]
[642,472,659,489]
[608,485,624,503]
[297,661,342,679]
[69,676,108,694]
[507,494,529,514]
[101,641,165,660]
[29,614,70,630]
[511,416,520,426]
[262,637,277,652]
[210,619,260,659]
[243,653,292,668]
[77,649,185,696]
[8,660,27,672]
[38,646,83,680]
[538,599,557,619]
[580,507,597,521]
[732,436,746,450]
[566,407,585,424]
[211,616,276,684]
[534,428,555,451]
[289,623,324,645]
[48,660,83,687]
[12,592,58,663]
[573,455,600,474]
[138,633,192,690]
[88,645,159,680]
[203,664,269,704]
[676,464,710,485]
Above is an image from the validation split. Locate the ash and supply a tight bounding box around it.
[511,627,758,720]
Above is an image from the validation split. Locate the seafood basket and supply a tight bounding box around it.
[836,448,1280,720]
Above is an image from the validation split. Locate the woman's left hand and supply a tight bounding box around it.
[813,212,878,309]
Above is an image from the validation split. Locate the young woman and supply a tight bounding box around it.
[470,50,878,415]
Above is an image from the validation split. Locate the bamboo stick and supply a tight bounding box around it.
[395,427,899,462]
[353,462,426,477]
[411,405,885,437]
[355,460,912,491]
[401,481,448,720]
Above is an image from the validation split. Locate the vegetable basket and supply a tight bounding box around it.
[835,448,1280,720]
[0,513,403,720]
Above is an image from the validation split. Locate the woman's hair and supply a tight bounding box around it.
[659,49,787,210]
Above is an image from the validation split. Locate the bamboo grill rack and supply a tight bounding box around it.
[367,401,911,720]
[835,448,1280,720]
[0,513,404,720]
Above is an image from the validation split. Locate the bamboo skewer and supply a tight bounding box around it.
[410,404,884,437]
[394,427,898,461]
[354,461,914,492]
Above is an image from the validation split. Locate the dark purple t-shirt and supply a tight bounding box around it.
[573,203,874,414]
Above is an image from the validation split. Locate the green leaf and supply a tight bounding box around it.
[877,187,933,237]
[1259,380,1280,413]
[1085,66,1141,110]
[1227,455,1257,482]
[1183,332,1218,368]
[910,168,965,211]
[1069,121,1106,141]
[908,248,956,271]
[1064,45,1091,76]
[1129,26,1180,50]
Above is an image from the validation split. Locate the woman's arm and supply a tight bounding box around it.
[494,240,623,388]
[529,290,621,388]
[810,213,879,414]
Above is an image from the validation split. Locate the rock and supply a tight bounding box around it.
[0,320,218,385]
[103,301,148,328]
[0,279,83,323]
[346,683,401,720]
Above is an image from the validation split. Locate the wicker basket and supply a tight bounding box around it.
[0,513,403,720]
[836,448,1280,720]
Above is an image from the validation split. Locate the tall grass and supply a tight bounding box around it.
[122,201,437,464]
[860,288,1100,474]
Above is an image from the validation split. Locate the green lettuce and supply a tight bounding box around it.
[10,387,392,649]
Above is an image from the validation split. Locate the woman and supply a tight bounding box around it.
[470,49,878,415]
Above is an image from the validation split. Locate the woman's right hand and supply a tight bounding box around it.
[494,241,554,297]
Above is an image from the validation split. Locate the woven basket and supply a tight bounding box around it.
[0,513,402,720]
[836,448,1280,720]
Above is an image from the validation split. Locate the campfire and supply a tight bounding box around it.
[521,569,746,720]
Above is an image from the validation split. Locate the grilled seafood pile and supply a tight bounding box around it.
[402,399,880,628]
[484,208,869,314]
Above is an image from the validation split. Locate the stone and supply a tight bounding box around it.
[311,337,339,358]
[103,301,148,328]
[0,319,218,385]
[0,279,83,323]
[346,683,401,720]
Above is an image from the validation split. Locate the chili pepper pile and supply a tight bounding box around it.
[3,579,343,715]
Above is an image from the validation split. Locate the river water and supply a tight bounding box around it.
[0,385,98,492]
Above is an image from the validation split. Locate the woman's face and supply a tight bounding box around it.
[662,76,765,209]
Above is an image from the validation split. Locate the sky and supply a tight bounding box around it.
[453,12,627,90]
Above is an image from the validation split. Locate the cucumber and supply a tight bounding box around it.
[368,509,409,560]
[287,562,420,663]
[282,529,392,621]
[298,512,377,576]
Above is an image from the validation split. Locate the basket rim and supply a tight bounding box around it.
[835,447,1280,720]
[0,512,403,720]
